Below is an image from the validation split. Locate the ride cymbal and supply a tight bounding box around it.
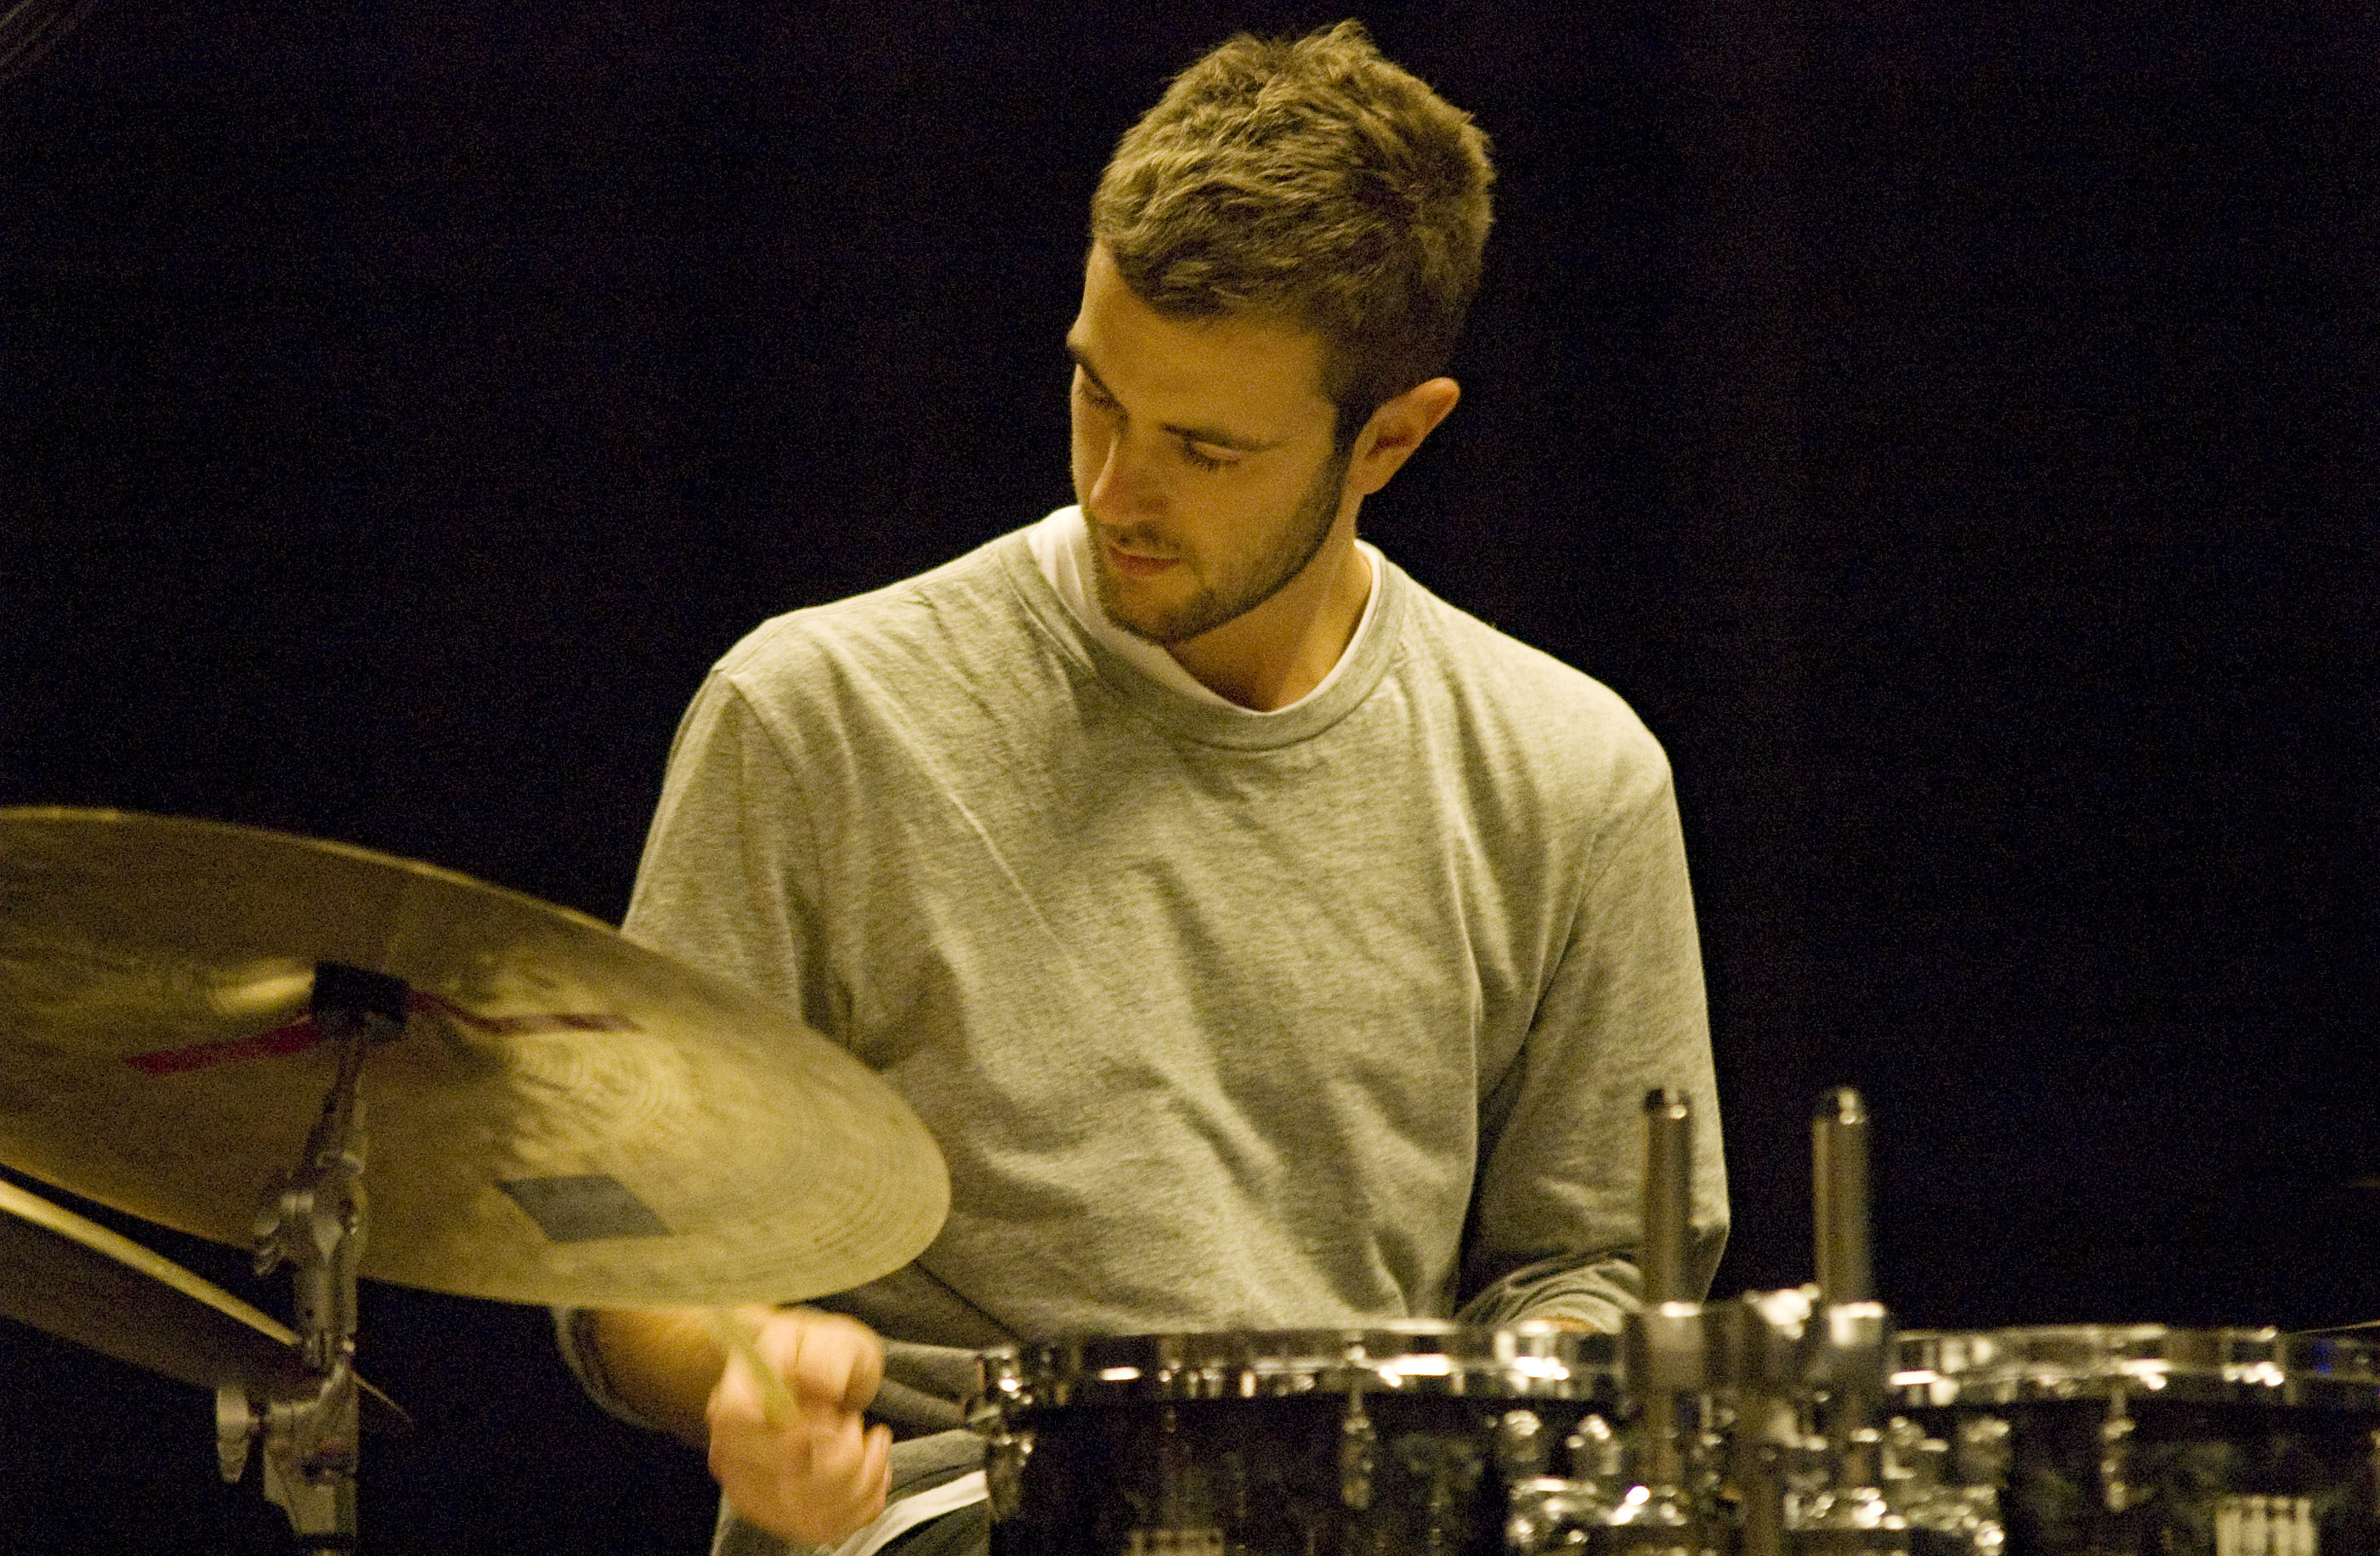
[0,807,949,1308]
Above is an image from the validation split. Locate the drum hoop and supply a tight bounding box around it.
[1891,1325,2380,1408]
[978,1322,1618,1410]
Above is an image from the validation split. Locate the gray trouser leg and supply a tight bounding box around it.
[877,1499,989,1556]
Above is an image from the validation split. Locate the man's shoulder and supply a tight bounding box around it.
[714,529,1036,693]
[1391,571,1669,780]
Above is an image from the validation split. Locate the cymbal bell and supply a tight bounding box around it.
[0,807,949,1309]
[0,1174,406,1430]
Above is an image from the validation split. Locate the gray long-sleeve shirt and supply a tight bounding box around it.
[576,520,1725,1434]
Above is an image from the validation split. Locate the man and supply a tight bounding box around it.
[561,20,1726,1556]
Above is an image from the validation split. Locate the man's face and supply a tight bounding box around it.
[1067,245,1355,647]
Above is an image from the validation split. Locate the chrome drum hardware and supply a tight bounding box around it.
[1890,1326,2380,1556]
[972,1091,2380,1556]
[972,1323,1618,1556]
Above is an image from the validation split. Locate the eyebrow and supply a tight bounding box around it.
[1065,342,1286,454]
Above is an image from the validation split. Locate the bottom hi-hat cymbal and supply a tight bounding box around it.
[0,1176,404,1429]
[0,806,950,1309]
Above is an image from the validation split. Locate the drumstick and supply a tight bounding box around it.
[708,1307,800,1428]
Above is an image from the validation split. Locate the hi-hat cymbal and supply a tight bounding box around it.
[0,1175,405,1429]
[0,807,949,1308]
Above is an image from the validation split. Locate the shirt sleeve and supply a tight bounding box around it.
[550,1303,666,1431]
[618,668,841,1034]
[1454,765,1728,1332]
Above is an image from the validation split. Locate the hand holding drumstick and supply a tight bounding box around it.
[705,1305,893,1546]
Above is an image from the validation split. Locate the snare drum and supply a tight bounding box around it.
[973,1323,1619,1556]
[1893,1327,2380,1556]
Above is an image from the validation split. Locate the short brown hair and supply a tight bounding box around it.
[1091,20,1495,446]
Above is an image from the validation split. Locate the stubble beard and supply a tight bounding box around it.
[1092,444,1353,648]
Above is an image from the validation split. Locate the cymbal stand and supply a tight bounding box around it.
[1789,1089,1905,1556]
[1508,1090,1711,1556]
[218,961,405,1553]
[1613,1089,1708,1553]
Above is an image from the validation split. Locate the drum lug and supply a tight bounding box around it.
[965,1389,1035,1523]
[1497,1410,1550,1479]
[2215,1495,2318,1556]
[2099,1389,2138,1514]
[1124,1533,1225,1556]
[1878,1416,2005,1556]
[984,1423,1034,1521]
[1340,1389,1377,1512]
[1388,1434,1488,1556]
[218,1383,259,1485]
[1952,1417,2009,1494]
[1505,1415,1622,1555]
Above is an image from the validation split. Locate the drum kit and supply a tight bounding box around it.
[970,1095,2380,1556]
[4,806,2375,1556]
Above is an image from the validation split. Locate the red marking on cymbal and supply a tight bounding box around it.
[125,1016,320,1074]
[123,990,638,1072]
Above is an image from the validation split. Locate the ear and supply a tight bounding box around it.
[1349,376,1461,498]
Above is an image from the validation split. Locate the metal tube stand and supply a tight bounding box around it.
[217,960,405,1553]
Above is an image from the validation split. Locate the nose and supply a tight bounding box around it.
[1084,429,1163,527]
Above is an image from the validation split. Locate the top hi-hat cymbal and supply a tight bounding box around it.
[0,1174,406,1429]
[0,807,949,1309]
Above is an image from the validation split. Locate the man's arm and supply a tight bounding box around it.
[1459,761,1728,1330]
[584,1307,731,1449]
[586,1306,894,1546]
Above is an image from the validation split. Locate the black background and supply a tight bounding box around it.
[2,3,2374,1550]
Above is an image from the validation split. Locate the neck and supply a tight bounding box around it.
[1167,529,1374,712]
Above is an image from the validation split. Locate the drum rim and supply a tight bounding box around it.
[1891,1324,2380,1403]
[978,1321,1618,1407]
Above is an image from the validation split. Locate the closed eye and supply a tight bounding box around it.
[1072,358,1255,472]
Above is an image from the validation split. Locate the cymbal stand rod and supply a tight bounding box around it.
[1813,1088,1872,1310]
[1811,1089,1880,1475]
[1799,1088,1901,1553]
[1637,1088,1696,1491]
[233,960,407,1553]
[1643,1089,1693,1307]
[1601,1089,1702,1554]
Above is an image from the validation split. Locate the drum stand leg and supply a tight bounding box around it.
[218,961,405,1553]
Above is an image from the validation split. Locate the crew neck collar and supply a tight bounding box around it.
[1000,514,1403,750]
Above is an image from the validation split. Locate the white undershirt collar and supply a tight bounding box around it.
[1028,506,1384,715]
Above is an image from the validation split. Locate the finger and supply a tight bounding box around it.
[824,1429,891,1539]
[706,1400,828,1507]
[803,1415,892,1530]
[863,1421,893,1502]
[773,1310,885,1411]
[803,1406,870,1485]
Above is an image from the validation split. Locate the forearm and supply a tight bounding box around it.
[1459,1250,1641,1333]
[586,1306,730,1451]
